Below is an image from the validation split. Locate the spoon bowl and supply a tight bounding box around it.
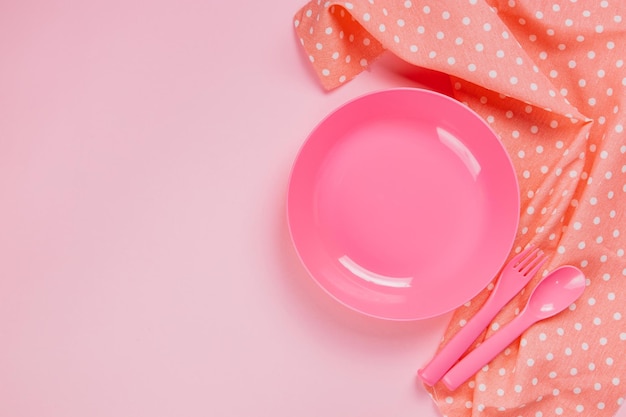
[527,265,586,319]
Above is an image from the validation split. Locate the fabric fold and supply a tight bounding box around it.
[293,0,587,120]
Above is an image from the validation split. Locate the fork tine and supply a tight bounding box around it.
[510,245,537,267]
[514,247,540,270]
[521,251,547,276]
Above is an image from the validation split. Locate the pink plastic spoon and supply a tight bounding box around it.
[441,265,586,391]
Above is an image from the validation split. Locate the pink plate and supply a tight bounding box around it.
[287,88,520,320]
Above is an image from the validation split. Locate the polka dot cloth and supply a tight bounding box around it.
[294,0,626,416]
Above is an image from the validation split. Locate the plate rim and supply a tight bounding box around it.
[286,87,520,321]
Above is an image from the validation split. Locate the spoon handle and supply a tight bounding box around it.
[441,314,535,390]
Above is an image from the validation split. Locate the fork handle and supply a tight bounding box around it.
[441,313,535,390]
[418,295,502,386]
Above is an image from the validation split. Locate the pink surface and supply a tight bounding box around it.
[0,1,450,416]
[1,1,625,417]
[287,88,519,320]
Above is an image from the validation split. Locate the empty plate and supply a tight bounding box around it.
[287,88,519,320]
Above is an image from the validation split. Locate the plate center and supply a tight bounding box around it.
[315,118,483,280]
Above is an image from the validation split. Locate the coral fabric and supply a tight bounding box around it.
[294,1,626,416]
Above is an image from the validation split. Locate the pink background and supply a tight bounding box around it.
[1,1,624,416]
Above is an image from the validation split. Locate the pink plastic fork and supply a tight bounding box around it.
[418,246,547,386]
